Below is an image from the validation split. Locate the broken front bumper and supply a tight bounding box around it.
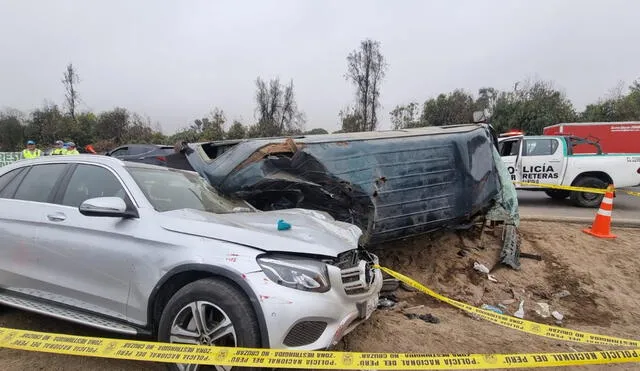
[243,252,382,350]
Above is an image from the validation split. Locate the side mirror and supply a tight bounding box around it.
[79,197,133,218]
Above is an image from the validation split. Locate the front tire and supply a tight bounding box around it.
[158,278,262,371]
[569,176,607,208]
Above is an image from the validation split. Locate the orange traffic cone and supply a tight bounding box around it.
[583,185,616,239]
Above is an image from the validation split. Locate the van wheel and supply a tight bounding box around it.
[158,278,262,371]
[569,177,606,207]
[544,190,570,200]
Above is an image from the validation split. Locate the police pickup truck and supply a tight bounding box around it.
[497,132,640,207]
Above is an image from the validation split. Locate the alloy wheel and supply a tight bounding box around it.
[170,301,237,371]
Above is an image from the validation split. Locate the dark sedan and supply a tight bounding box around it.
[105,144,175,166]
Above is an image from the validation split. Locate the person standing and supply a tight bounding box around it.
[51,140,66,155]
[22,140,41,159]
[64,142,80,155]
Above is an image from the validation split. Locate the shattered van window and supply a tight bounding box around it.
[127,167,249,213]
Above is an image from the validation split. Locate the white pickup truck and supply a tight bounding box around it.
[497,133,640,207]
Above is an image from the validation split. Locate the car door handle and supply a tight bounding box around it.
[47,213,67,222]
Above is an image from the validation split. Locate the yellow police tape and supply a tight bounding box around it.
[514,181,640,197]
[1,326,639,369]
[376,266,639,347]
[623,189,640,197]
[1,266,640,369]
[514,181,608,194]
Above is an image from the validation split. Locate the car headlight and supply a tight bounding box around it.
[257,255,331,293]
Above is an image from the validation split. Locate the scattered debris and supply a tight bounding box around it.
[520,252,543,261]
[535,302,551,318]
[501,299,516,305]
[473,262,490,274]
[481,304,504,314]
[514,300,525,318]
[378,298,396,309]
[553,290,571,299]
[381,278,400,294]
[552,311,564,321]
[405,313,440,324]
[511,288,525,301]
[419,313,440,324]
[474,262,498,282]
[457,249,469,257]
[499,224,521,270]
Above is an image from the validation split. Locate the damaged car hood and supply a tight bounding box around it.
[158,208,362,257]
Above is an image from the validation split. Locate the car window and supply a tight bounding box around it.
[61,164,127,207]
[128,146,152,156]
[499,140,520,156]
[13,164,68,203]
[127,166,248,213]
[158,148,176,155]
[523,139,559,156]
[0,167,27,198]
[109,148,128,157]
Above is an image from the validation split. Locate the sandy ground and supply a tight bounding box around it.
[1,221,640,370]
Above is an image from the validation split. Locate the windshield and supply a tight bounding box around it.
[127,166,251,213]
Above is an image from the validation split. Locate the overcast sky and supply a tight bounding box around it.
[1,0,639,134]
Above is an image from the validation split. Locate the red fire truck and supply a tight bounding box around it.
[543,122,640,154]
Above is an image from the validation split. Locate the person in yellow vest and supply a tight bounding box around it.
[64,142,80,155]
[22,140,42,159]
[51,140,66,155]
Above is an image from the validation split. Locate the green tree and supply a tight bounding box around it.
[420,89,475,126]
[345,39,387,132]
[579,80,640,122]
[389,102,421,129]
[491,79,576,134]
[0,113,25,151]
[338,106,363,133]
[62,63,81,121]
[25,104,70,146]
[73,112,97,145]
[95,108,129,144]
[226,120,247,139]
[167,128,200,144]
[474,87,499,113]
[201,108,226,141]
[123,114,155,143]
[254,77,305,137]
[580,100,618,122]
[304,128,328,135]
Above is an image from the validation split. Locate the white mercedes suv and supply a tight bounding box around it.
[0,155,382,370]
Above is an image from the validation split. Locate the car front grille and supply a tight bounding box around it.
[333,250,378,296]
[283,321,327,347]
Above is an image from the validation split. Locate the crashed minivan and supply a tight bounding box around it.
[165,124,519,252]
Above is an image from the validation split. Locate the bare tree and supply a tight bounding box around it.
[254,77,305,137]
[62,63,80,120]
[345,39,387,132]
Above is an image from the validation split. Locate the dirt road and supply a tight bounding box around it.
[2,221,640,370]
